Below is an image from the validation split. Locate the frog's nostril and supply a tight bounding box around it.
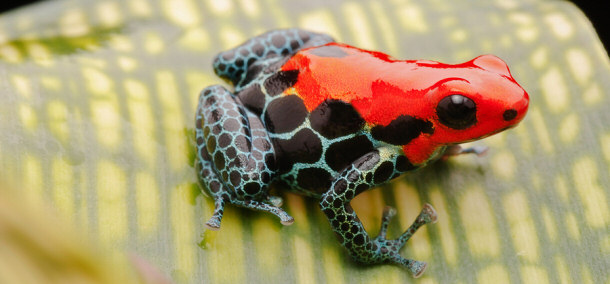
[503,109,518,121]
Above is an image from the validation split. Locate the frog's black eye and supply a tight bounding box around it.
[436,94,477,129]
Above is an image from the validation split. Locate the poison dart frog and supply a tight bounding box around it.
[195,29,528,277]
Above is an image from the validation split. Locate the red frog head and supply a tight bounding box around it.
[397,54,530,163]
[283,43,530,165]
[416,55,529,141]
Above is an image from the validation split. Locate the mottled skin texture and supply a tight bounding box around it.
[195,29,529,277]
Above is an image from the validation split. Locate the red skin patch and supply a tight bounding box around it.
[281,43,529,164]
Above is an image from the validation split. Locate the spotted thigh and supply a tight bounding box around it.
[195,85,275,200]
[195,85,295,229]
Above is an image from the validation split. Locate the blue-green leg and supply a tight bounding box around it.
[319,147,436,277]
[195,85,293,229]
[194,156,227,230]
[213,28,334,88]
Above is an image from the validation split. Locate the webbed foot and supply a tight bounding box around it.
[372,204,437,277]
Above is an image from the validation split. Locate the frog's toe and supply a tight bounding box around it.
[420,203,438,224]
[204,212,223,231]
[230,199,294,226]
[443,145,489,159]
[382,206,397,219]
[204,199,226,231]
[268,195,283,207]
[397,204,438,246]
[277,207,294,225]
[377,206,397,239]
[412,261,427,278]
[395,257,427,278]
[280,215,295,226]
[204,220,221,231]
[371,238,428,277]
[462,145,489,156]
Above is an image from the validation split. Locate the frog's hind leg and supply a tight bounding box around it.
[213,28,335,87]
[196,150,293,229]
[196,85,293,228]
[319,147,436,277]
[194,156,227,230]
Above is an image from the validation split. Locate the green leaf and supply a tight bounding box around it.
[1,0,608,283]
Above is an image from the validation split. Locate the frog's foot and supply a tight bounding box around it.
[205,199,226,231]
[205,197,293,229]
[232,199,294,226]
[443,145,488,159]
[373,204,437,278]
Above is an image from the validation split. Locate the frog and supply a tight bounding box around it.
[194,28,529,277]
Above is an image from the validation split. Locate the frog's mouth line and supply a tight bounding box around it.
[495,125,515,134]
[477,124,515,140]
[451,124,515,144]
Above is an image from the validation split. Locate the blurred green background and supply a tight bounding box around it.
[0,0,608,283]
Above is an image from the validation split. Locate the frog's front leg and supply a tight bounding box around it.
[320,147,437,277]
[195,85,293,230]
[441,144,488,161]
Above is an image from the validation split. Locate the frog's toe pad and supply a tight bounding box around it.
[268,195,284,207]
[204,221,221,231]
[421,203,438,224]
[392,256,427,278]
[280,216,295,226]
[382,206,397,219]
[410,260,427,278]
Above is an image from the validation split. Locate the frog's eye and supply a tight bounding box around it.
[436,94,477,129]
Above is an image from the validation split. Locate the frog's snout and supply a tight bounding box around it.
[503,89,529,124]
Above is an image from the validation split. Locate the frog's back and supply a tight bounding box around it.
[236,44,411,195]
